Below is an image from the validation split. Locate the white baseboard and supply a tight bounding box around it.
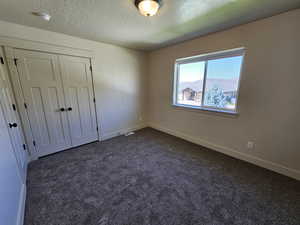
[100,123,147,141]
[16,184,26,225]
[148,122,300,181]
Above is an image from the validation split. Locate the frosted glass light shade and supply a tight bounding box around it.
[137,0,160,17]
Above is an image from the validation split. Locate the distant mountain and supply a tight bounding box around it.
[178,78,239,92]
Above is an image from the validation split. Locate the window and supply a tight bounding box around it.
[173,48,244,113]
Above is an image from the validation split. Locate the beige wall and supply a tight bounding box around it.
[0,20,147,141]
[147,9,300,178]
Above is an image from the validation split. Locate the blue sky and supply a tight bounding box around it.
[179,56,243,82]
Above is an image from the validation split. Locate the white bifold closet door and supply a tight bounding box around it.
[14,50,71,156]
[0,48,27,180]
[14,49,97,157]
[59,55,98,146]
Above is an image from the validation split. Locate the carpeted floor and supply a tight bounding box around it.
[25,128,300,225]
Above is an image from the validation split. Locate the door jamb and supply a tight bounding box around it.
[89,57,101,141]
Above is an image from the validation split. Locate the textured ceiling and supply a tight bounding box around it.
[0,0,299,51]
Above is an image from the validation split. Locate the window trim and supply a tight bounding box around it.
[172,47,245,114]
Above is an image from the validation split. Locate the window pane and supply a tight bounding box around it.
[177,62,205,106]
[203,56,243,110]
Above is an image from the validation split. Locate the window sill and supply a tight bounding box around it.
[172,104,239,117]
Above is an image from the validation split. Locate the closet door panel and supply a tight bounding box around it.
[14,49,71,156]
[68,87,82,138]
[0,49,27,180]
[59,55,97,146]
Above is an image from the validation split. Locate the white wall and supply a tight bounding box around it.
[147,9,300,180]
[0,104,24,225]
[0,20,147,142]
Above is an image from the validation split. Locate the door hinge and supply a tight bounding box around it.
[93,97,96,103]
[24,103,27,109]
[12,104,17,111]
[90,65,92,72]
[14,58,18,66]
[33,141,36,146]
[96,126,98,131]
[0,57,4,65]
[22,144,26,150]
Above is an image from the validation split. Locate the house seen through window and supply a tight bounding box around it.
[174,48,244,113]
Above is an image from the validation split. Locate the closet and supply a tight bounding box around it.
[9,48,98,158]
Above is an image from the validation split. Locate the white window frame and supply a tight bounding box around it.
[173,47,245,114]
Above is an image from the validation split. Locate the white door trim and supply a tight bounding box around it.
[16,184,26,225]
[0,35,94,59]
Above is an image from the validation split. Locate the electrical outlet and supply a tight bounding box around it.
[247,141,254,150]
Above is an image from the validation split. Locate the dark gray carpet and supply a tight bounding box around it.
[25,128,300,225]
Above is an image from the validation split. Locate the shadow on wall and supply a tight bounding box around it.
[145,0,296,50]
[93,49,146,135]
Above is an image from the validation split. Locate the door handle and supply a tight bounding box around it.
[67,107,72,111]
[9,123,18,128]
[60,108,65,112]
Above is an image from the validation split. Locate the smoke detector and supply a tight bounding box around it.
[31,12,51,21]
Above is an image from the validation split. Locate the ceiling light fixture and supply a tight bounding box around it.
[135,0,162,17]
[31,12,51,21]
